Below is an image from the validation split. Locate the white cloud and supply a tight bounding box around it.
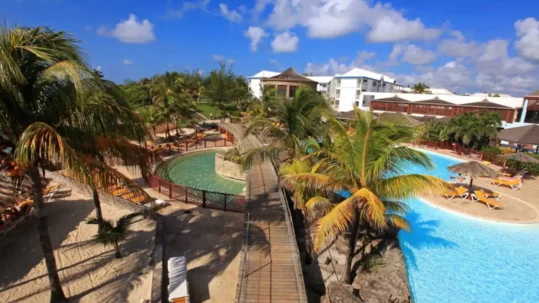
[388,44,404,62]
[123,59,134,65]
[478,39,508,62]
[401,44,436,65]
[212,54,235,64]
[98,14,155,44]
[95,66,102,71]
[262,0,440,42]
[366,13,441,42]
[219,3,243,22]
[244,26,267,52]
[356,51,375,63]
[165,0,209,19]
[397,61,472,92]
[438,31,481,58]
[271,31,299,53]
[515,18,539,62]
[305,57,375,76]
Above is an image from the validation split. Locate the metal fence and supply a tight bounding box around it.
[148,175,245,212]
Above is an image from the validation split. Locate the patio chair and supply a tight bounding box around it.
[471,191,504,210]
[443,186,469,200]
[491,177,522,190]
[480,189,502,200]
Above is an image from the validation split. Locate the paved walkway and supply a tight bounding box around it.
[220,124,307,303]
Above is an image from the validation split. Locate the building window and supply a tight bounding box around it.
[336,89,340,98]
[336,79,341,86]
[372,81,378,87]
[362,89,367,92]
[356,90,361,99]
[355,101,360,107]
[363,79,368,83]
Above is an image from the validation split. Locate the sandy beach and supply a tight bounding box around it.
[0,179,155,303]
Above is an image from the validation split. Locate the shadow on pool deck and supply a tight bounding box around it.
[161,202,260,303]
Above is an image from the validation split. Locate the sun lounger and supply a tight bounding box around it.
[43,185,61,203]
[480,189,502,200]
[471,191,504,210]
[168,256,190,303]
[443,186,469,200]
[491,177,522,190]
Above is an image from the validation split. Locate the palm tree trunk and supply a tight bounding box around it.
[114,241,121,258]
[343,214,359,284]
[28,163,68,303]
[92,188,104,233]
[166,122,171,140]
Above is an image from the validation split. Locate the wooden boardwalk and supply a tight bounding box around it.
[219,124,307,303]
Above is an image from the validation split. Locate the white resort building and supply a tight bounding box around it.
[247,68,535,129]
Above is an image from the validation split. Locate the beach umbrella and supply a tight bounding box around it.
[497,125,539,153]
[498,152,539,164]
[448,161,499,194]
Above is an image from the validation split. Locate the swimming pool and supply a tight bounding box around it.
[400,150,539,302]
[157,150,245,195]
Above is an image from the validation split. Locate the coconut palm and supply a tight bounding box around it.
[445,112,501,150]
[87,212,141,258]
[2,26,155,302]
[411,82,431,94]
[280,109,449,283]
[150,72,196,140]
[241,86,329,169]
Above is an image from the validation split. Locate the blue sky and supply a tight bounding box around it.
[2,0,538,95]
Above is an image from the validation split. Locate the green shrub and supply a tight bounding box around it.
[223,148,243,164]
[507,159,539,176]
[480,146,502,154]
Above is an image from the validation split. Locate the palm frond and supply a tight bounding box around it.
[313,199,356,252]
[305,196,334,214]
[241,145,281,171]
[375,174,451,200]
[15,122,89,182]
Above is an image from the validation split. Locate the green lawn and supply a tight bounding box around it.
[195,102,240,119]
[195,103,221,119]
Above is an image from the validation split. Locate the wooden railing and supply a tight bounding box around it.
[148,175,245,213]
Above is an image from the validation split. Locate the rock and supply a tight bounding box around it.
[352,247,411,303]
[321,282,362,303]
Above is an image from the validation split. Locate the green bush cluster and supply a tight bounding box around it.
[223,148,243,164]
[480,146,502,154]
[507,159,539,176]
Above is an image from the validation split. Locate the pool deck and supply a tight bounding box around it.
[219,123,308,303]
[413,146,539,224]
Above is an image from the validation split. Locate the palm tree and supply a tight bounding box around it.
[87,212,141,258]
[150,72,195,140]
[280,109,449,283]
[242,86,328,169]
[411,82,431,94]
[445,112,501,151]
[2,26,156,302]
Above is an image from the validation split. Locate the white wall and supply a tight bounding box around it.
[335,78,359,111]
[248,78,262,99]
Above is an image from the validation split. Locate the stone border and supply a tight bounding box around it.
[215,153,246,181]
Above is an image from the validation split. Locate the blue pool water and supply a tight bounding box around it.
[400,150,539,302]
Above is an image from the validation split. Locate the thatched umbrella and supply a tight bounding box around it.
[497,125,539,153]
[448,161,499,194]
[498,152,539,164]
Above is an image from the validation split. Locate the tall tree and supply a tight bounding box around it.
[411,82,431,94]
[242,86,329,169]
[1,26,156,302]
[280,109,449,283]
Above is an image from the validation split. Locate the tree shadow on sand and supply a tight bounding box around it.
[0,196,93,292]
[163,205,269,302]
[0,196,155,303]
